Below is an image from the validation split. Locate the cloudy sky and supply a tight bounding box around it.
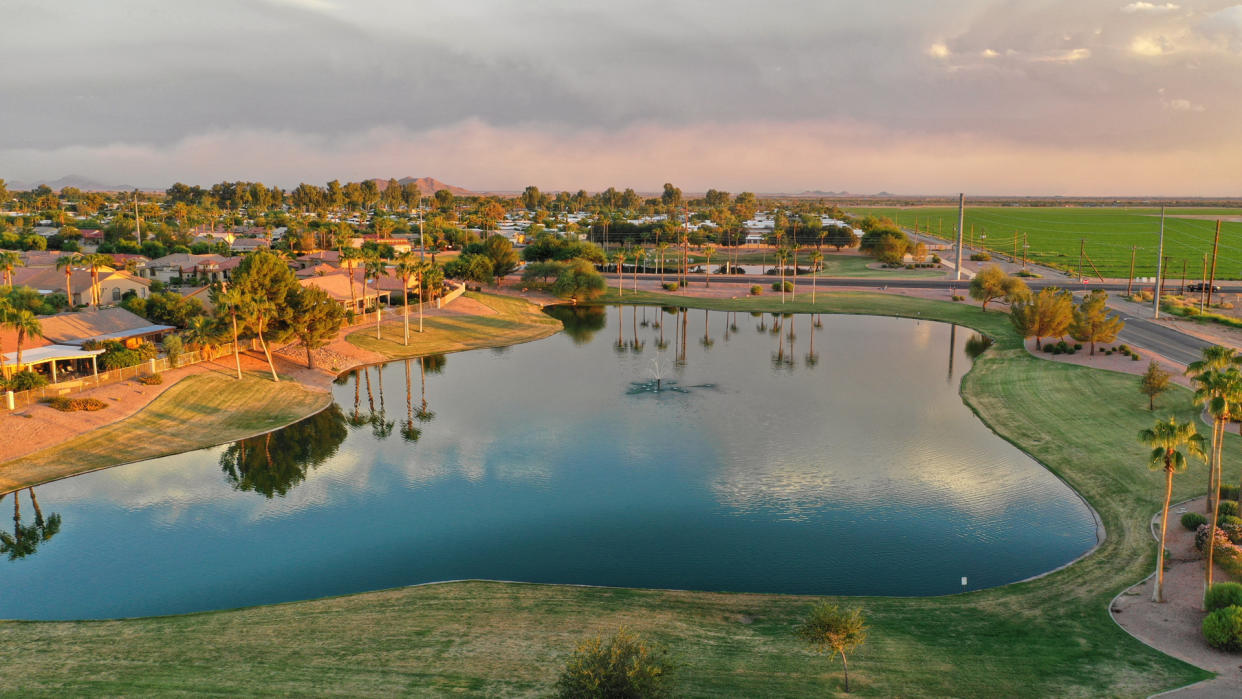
[2,0,1240,194]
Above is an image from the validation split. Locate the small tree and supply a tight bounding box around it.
[969,265,1027,312]
[287,285,345,369]
[1140,361,1172,411]
[555,628,674,699]
[1069,290,1125,356]
[796,602,868,693]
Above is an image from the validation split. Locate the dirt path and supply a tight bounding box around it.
[1113,496,1242,697]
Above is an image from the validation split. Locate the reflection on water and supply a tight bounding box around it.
[1,308,1092,620]
[0,488,61,560]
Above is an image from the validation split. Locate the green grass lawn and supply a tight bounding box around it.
[655,250,945,278]
[0,370,331,493]
[849,205,1242,280]
[347,291,562,360]
[0,290,1221,696]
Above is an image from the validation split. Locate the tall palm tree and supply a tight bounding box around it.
[393,253,419,345]
[340,247,361,311]
[1186,346,1240,512]
[1196,369,1242,606]
[55,252,82,305]
[657,242,670,285]
[0,297,11,377]
[611,250,625,297]
[809,250,824,304]
[8,309,41,370]
[775,248,791,304]
[363,254,387,340]
[83,253,111,306]
[702,245,716,287]
[1139,417,1205,602]
[0,250,24,287]
[215,287,249,379]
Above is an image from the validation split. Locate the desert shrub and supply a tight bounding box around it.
[749,285,762,296]
[1182,512,1208,530]
[555,628,674,699]
[137,374,164,386]
[1202,606,1242,652]
[952,294,964,302]
[970,252,991,261]
[1206,583,1242,612]
[162,335,184,365]
[1219,501,1240,519]
[1221,515,1242,529]
[771,281,793,292]
[1132,355,1141,361]
[43,396,107,412]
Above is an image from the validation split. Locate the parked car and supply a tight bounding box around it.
[1186,282,1222,292]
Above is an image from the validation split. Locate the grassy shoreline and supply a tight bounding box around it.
[0,289,1221,696]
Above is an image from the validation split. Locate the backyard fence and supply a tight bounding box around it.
[3,343,236,412]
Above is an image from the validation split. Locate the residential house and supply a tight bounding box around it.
[298,272,388,316]
[11,266,152,306]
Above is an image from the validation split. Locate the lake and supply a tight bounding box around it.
[0,307,1098,620]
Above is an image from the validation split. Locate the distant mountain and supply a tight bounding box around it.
[8,174,141,192]
[369,177,474,196]
[800,190,849,196]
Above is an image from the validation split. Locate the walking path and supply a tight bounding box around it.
[1112,496,1242,698]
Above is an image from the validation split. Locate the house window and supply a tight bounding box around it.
[112,288,122,301]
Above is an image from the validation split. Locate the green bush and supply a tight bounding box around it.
[137,373,164,386]
[1220,501,1240,519]
[970,252,991,261]
[749,285,762,296]
[771,281,793,292]
[4,370,49,391]
[555,628,674,699]
[1221,515,1242,529]
[1222,485,1241,501]
[1202,606,1242,651]
[662,282,678,291]
[1182,512,1208,530]
[1206,583,1242,612]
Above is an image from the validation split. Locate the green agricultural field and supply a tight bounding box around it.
[848,206,1242,280]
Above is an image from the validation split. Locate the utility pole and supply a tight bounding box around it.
[1127,246,1136,296]
[1078,239,1085,280]
[1207,219,1222,308]
[1200,254,1209,313]
[954,193,965,281]
[1013,235,1019,264]
[1153,206,1165,318]
[1180,260,1187,296]
[418,195,425,261]
[1022,233,1028,270]
[969,224,974,251]
[134,188,142,245]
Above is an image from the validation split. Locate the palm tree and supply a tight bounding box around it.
[657,242,670,285]
[1186,346,1240,512]
[83,253,111,306]
[702,245,716,287]
[0,250,24,287]
[394,253,419,345]
[340,247,361,311]
[1139,417,1206,602]
[401,358,420,443]
[215,287,249,380]
[1195,369,1242,606]
[775,248,791,304]
[8,309,41,370]
[809,250,823,304]
[363,254,387,340]
[611,250,625,297]
[0,297,11,377]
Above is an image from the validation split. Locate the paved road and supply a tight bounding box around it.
[614,271,1229,364]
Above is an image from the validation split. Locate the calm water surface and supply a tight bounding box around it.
[1,308,1097,620]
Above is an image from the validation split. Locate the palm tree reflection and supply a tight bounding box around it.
[0,488,62,561]
[220,404,349,498]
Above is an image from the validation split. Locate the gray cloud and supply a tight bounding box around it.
[0,0,1239,192]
